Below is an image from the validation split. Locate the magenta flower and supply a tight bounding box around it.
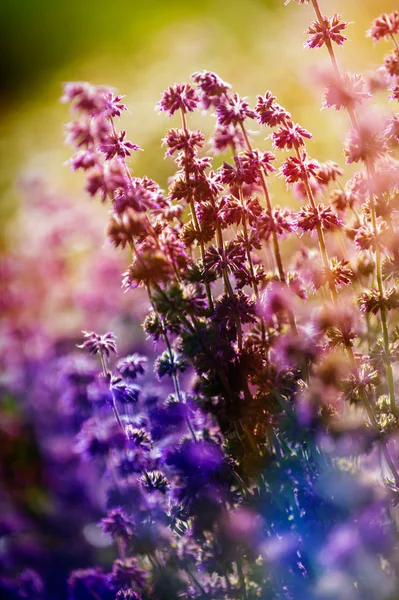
[163,128,205,157]
[191,70,231,108]
[210,123,245,154]
[271,122,312,150]
[280,153,319,184]
[215,93,256,126]
[100,130,141,160]
[305,14,348,49]
[255,93,290,127]
[157,83,199,116]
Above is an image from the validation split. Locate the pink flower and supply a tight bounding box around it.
[216,93,256,126]
[280,153,320,184]
[255,93,290,127]
[157,83,199,116]
[191,70,231,109]
[210,124,245,154]
[163,128,205,157]
[305,15,348,49]
[367,11,399,42]
[323,73,370,111]
[271,122,312,150]
[100,131,141,161]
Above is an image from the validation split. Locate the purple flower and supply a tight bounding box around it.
[117,354,148,380]
[191,70,231,108]
[109,558,146,589]
[68,568,113,600]
[100,130,141,160]
[157,83,199,116]
[100,508,135,541]
[215,93,256,126]
[77,331,117,358]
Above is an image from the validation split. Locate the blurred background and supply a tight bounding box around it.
[0,0,397,597]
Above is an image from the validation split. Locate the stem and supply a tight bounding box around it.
[239,121,286,282]
[180,108,214,312]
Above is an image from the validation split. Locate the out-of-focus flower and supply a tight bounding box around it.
[367,11,399,42]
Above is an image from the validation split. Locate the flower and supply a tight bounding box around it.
[367,11,399,42]
[305,14,348,49]
[255,92,290,127]
[109,558,146,589]
[100,508,135,541]
[280,153,319,184]
[163,128,205,157]
[210,123,245,153]
[215,93,256,126]
[271,122,312,150]
[191,70,231,108]
[157,83,199,116]
[323,73,370,111]
[99,131,141,161]
[78,331,117,357]
[117,354,148,380]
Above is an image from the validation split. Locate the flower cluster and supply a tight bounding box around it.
[3,2,399,600]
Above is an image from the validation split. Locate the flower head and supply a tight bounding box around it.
[305,14,348,49]
[157,83,199,116]
[78,331,117,357]
[367,11,399,42]
[191,70,231,108]
[216,93,256,126]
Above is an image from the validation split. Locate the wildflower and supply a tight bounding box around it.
[344,121,387,164]
[315,161,343,186]
[117,354,147,380]
[157,83,199,116]
[109,558,146,589]
[122,251,172,289]
[258,207,294,238]
[111,378,141,403]
[213,291,257,330]
[61,81,113,114]
[323,73,370,111]
[78,331,117,357]
[217,156,259,187]
[280,152,319,184]
[126,426,153,451]
[324,258,353,287]
[68,568,113,600]
[99,130,141,161]
[203,242,246,277]
[116,591,142,600]
[191,70,231,108]
[305,14,348,49]
[384,50,399,76]
[367,11,399,43]
[154,350,188,378]
[255,93,290,127]
[140,470,168,494]
[341,364,378,404]
[210,123,245,153]
[68,149,99,171]
[296,204,341,232]
[100,508,135,542]
[359,287,399,314]
[215,93,256,126]
[163,128,205,157]
[271,121,312,150]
